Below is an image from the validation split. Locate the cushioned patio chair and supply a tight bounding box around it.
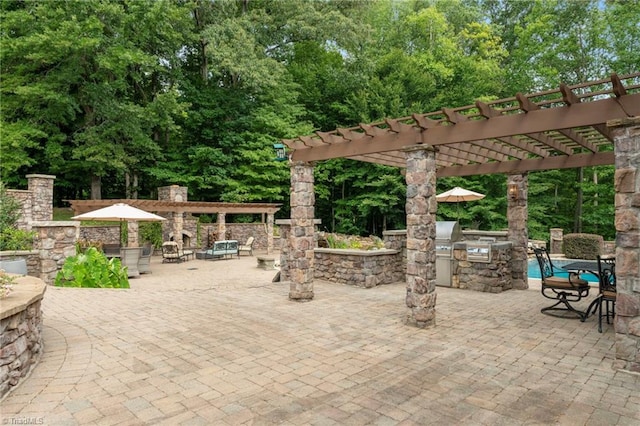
[238,236,255,256]
[161,241,182,263]
[596,256,616,333]
[533,247,590,320]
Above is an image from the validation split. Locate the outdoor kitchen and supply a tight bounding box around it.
[385,221,515,293]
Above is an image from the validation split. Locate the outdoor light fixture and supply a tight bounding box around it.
[508,183,519,200]
[273,143,287,161]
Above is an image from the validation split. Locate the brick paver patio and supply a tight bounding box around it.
[1,253,638,425]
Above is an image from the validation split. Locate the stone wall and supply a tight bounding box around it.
[32,222,79,285]
[314,248,402,288]
[6,190,32,230]
[80,226,121,245]
[0,275,46,398]
[200,223,269,251]
[452,242,513,293]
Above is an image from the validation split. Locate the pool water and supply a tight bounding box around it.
[527,259,599,283]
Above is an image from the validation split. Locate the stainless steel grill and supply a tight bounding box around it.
[465,237,496,263]
[435,221,462,287]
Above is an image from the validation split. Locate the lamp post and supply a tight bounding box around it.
[273,143,288,161]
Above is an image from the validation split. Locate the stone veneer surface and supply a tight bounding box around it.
[0,275,46,398]
[314,248,402,288]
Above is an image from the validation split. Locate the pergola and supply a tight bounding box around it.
[284,73,639,174]
[68,199,281,215]
[68,198,282,252]
[281,72,640,373]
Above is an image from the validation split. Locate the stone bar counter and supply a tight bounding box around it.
[452,241,514,293]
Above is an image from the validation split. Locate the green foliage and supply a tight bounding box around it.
[139,222,162,249]
[563,233,603,260]
[2,0,630,239]
[0,183,35,251]
[55,246,129,288]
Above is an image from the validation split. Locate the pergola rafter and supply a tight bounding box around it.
[284,73,640,176]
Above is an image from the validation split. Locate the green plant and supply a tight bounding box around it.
[0,269,17,298]
[563,233,603,260]
[139,222,162,248]
[55,246,129,288]
[0,183,35,251]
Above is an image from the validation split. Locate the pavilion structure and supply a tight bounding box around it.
[68,185,281,253]
[281,72,640,373]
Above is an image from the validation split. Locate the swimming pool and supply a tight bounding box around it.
[527,258,599,283]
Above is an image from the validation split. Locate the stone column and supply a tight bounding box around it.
[276,219,291,282]
[32,221,79,284]
[172,212,184,249]
[550,228,563,254]
[289,161,315,301]
[266,213,274,254]
[26,174,55,223]
[404,144,437,328]
[127,221,139,248]
[507,173,528,290]
[217,213,226,241]
[609,116,640,373]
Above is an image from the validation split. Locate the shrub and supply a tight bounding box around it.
[0,183,35,251]
[55,246,129,288]
[139,222,162,248]
[563,233,603,260]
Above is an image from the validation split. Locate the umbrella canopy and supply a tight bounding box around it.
[71,203,166,222]
[436,187,485,220]
[436,187,485,203]
[72,203,166,247]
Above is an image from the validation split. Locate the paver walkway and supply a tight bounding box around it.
[1,253,638,425]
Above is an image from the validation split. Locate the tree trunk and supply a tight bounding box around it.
[90,175,101,200]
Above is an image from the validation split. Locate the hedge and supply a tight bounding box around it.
[563,233,603,259]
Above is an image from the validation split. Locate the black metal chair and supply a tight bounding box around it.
[533,248,590,320]
[596,256,616,333]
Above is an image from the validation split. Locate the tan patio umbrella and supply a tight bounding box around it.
[436,187,485,220]
[71,203,166,247]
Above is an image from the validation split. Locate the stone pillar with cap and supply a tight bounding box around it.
[404,144,437,328]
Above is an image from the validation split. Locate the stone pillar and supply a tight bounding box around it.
[173,212,184,249]
[32,221,79,284]
[404,144,437,328]
[26,174,55,223]
[609,116,640,373]
[276,219,291,282]
[550,228,563,254]
[288,161,315,301]
[217,213,226,241]
[507,173,528,290]
[127,221,139,248]
[266,213,274,254]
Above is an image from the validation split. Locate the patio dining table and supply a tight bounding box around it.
[562,260,612,319]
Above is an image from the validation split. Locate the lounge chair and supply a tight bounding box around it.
[238,237,255,256]
[533,247,590,320]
